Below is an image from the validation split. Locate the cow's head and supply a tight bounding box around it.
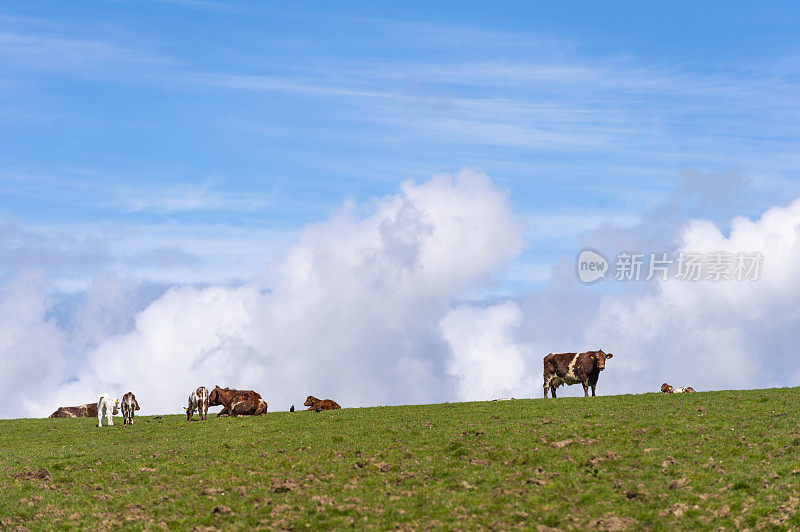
[184,406,192,421]
[304,396,318,407]
[590,350,613,371]
[112,399,120,416]
[208,386,225,406]
[661,383,673,393]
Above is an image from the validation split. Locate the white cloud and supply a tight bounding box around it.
[13,169,523,417]
[441,302,533,401]
[0,273,66,418]
[4,171,800,418]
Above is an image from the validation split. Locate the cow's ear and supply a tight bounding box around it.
[606,353,613,359]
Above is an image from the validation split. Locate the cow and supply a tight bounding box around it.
[97,393,119,427]
[49,403,98,418]
[543,349,613,398]
[304,396,341,411]
[121,392,140,426]
[661,383,696,394]
[185,386,209,421]
[207,386,268,417]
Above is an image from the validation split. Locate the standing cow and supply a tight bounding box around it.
[208,386,268,416]
[186,386,209,421]
[121,392,140,426]
[543,350,613,398]
[97,393,119,427]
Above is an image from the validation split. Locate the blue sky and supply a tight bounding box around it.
[3,2,800,416]
[3,1,800,293]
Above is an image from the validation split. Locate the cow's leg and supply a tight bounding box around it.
[108,409,114,426]
[591,384,596,397]
[543,377,549,398]
[582,382,589,397]
[550,384,557,398]
[97,406,103,428]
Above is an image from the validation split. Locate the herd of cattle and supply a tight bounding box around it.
[48,349,694,423]
[49,385,341,426]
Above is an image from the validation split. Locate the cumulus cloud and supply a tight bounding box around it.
[0,273,66,418]
[11,169,523,417]
[3,169,800,418]
[533,194,800,396]
[441,302,534,401]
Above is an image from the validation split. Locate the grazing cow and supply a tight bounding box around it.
[185,386,209,421]
[304,396,341,411]
[49,403,98,418]
[661,383,696,394]
[97,393,119,427]
[121,392,140,426]
[207,386,268,416]
[543,349,614,398]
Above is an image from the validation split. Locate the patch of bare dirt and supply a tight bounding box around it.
[270,478,300,493]
[589,515,635,531]
[669,478,690,490]
[13,467,50,480]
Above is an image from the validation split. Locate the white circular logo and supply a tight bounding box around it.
[577,249,608,283]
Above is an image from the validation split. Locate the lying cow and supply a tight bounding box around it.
[208,386,268,417]
[304,396,341,411]
[49,403,98,418]
[121,392,140,426]
[661,383,696,394]
[97,393,119,427]
[186,386,209,421]
[543,349,613,398]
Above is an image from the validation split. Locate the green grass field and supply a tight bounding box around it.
[1,387,799,530]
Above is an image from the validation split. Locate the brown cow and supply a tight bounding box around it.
[49,403,98,418]
[543,349,613,398]
[304,396,341,411]
[661,383,696,394]
[208,386,268,416]
[121,392,140,426]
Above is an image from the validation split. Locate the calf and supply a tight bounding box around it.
[208,386,268,416]
[121,392,140,426]
[97,393,119,427]
[661,383,696,394]
[186,386,209,421]
[49,403,98,418]
[543,349,613,398]
[304,396,341,411]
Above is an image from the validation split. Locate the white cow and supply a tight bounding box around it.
[185,386,209,421]
[97,393,119,427]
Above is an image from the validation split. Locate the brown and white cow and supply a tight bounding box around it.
[49,403,98,418]
[186,386,209,421]
[304,396,341,411]
[121,392,140,426]
[661,383,696,394]
[543,349,613,398]
[207,386,268,417]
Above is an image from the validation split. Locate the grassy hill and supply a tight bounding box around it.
[1,387,798,530]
